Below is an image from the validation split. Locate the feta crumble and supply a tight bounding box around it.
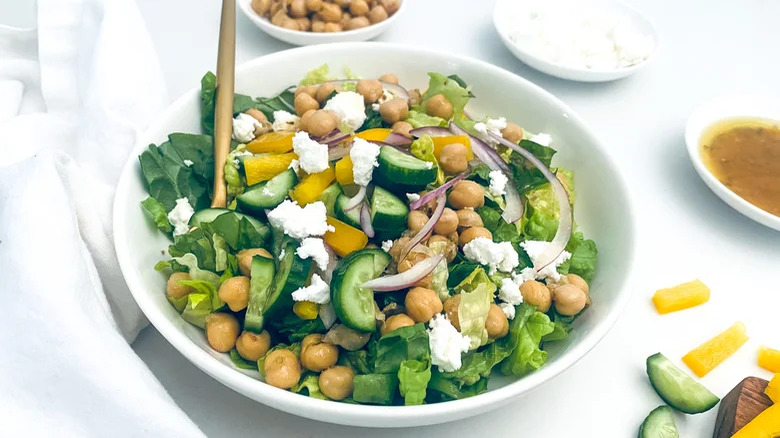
[371,103,380,112]
[425,162,433,169]
[272,110,299,132]
[462,237,519,273]
[291,273,330,304]
[323,91,366,131]
[296,237,330,271]
[278,248,286,260]
[499,277,524,305]
[488,170,508,196]
[232,113,262,143]
[499,302,516,320]
[350,138,381,186]
[519,240,572,282]
[292,131,329,174]
[267,200,334,240]
[167,197,194,236]
[262,186,273,197]
[183,159,194,167]
[428,314,471,372]
[406,193,420,202]
[530,132,552,146]
[381,240,394,253]
[288,159,300,173]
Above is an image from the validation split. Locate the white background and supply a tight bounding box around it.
[10,0,780,436]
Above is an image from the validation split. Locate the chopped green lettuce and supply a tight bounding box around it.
[267,313,326,343]
[427,371,488,401]
[352,374,399,405]
[398,358,432,405]
[558,231,598,283]
[229,348,258,370]
[410,135,444,185]
[438,322,519,386]
[201,72,264,134]
[292,373,327,399]
[447,261,480,291]
[359,107,384,131]
[374,323,430,374]
[171,253,221,286]
[199,213,268,252]
[420,73,472,119]
[299,64,332,86]
[177,278,223,311]
[141,197,173,234]
[405,110,448,129]
[339,349,373,375]
[167,294,189,313]
[212,233,228,272]
[170,229,218,271]
[224,144,248,202]
[181,293,212,328]
[500,304,555,377]
[523,168,573,242]
[453,267,495,350]
[427,239,452,302]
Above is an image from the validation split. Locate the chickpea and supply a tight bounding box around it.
[300,334,339,372]
[448,180,485,209]
[245,107,268,124]
[433,208,459,235]
[281,19,301,30]
[443,294,461,331]
[319,366,355,400]
[520,280,552,313]
[307,110,338,137]
[301,332,323,351]
[252,0,272,16]
[235,330,271,361]
[405,287,443,323]
[271,10,290,26]
[425,94,453,119]
[554,284,588,316]
[485,304,509,339]
[380,314,415,336]
[237,248,272,277]
[427,235,457,263]
[446,231,459,246]
[299,109,316,131]
[439,143,469,174]
[408,88,422,106]
[269,1,285,17]
[166,272,194,299]
[316,82,337,103]
[407,210,429,234]
[289,0,308,17]
[205,313,240,353]
[311,20,326,32]
[294,92,319,116]
[339,11,352,28]
[319,2,342,22]
[367,5,388,24]
[388,236,410,264]
[563,273,589,295]
[349,0,369,16]
[379,73,399,85]
[296,17,312,31]
[397,253,432,289]
[305,0,322,12]
[391,121,413,138]
[379,97,409,125]
[380,0,401,14]
[264,349,301,389]
[502,122,523,143]
[218,276,250,312]
[456,209,483,229]
[333,0,351,7]
[459,227,492,247]
[356,79,383,104]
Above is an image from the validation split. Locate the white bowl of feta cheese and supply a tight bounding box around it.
[114,43,635,427]
[494,0,659,82]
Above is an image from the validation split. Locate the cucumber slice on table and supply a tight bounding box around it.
[370,186,408,231]
[330,248,392,332]
[334,194,362,228]
[373,146,437,193]
[237,168,298,214]
[638,406,679,438]
[265,239,313,318]
[316,182,344,217]
[646,353,720,414]
[244,255,276,333]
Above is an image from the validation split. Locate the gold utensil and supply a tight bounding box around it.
[211,0,236,208]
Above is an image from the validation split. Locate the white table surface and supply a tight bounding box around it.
[129,0,780,436]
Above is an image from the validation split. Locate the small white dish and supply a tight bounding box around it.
[238,0,406,46]
[493,0,659,82]
[685,95,780,232]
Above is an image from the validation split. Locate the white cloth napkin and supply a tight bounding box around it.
[0,0,204,436]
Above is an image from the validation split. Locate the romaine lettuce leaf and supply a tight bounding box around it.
[171,253,221,286]
[181,293,212,328]
[405,110,447,129]
[200,213,268,252]
[398,358,432,406]
[447,261,480,290]
[374,323,430,374]
[558,231,598,283]
[427,239,452,302]
[292,373,327,400]
[141,197,173,234]
[212,233,228,272]
[299,64,332,86]
[201,72,257,135]
[438,324,518,386]
[229,348,258,370]
[267,313,326,343]
[169,229,218,272]
[453,267,496,350]
[522,168,574,242]
[224,144,248,202]
[427,371,488,401]
[499,303,555,377]
[410,135,444,185]
[420,73,472,118]
[359,107,384,131]
[167,294,188,313]
[339,349,373,375]
[352,374,399,405]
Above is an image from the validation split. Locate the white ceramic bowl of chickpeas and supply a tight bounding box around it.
[114,43,635,427]
[239,0,405,46]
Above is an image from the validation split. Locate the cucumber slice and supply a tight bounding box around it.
[237,169,298,214]
[189,208,270,244]
[370,186,409,230]
[316,182,344,217]
[244,255,276,332]
[265,239,313,318]
[646,353,720,414]
[334,194,362,228]
[373,146,436,193]
[638,406,679,438]
[330,248,392,332]
[373,226,406,242]
[189,208,230,227]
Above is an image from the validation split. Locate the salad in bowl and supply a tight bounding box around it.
[139,65,597,406]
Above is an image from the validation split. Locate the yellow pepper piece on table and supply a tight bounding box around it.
[246,132,294,154]
[244,152,298,186]
[765,373,780,403]
[682,322,749,377]
[290,166,336,206]
[432,135,473,161]
[354,128,392,142]
[293,301,319,320]
[652,279,710,314]
[730,404,780,438]
[335,155,354,186]
[758,346,780,373]
[323,216,367,257]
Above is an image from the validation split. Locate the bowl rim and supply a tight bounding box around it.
[114,42,637,426]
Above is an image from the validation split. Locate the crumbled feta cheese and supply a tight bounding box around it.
[499,302,516,320]
[292,131,329,174]
[291,273,330,304]
[371,103,380,112]
[381,240,394,253]
[350,138,381,186]
[288,159,300,173]
[267,200,334,240]
[499,278,524,305]
[520,240,572,282]
[530,132,552,146]
[272,110,300,132]
[376,88,394,105]
[167,197,194,236]
[232,113,262,143]
[296,237,330,271]
[488,170,508,196]
[428,314,471,372]
[473,122,488,136]
[323,91,366,131]
[262,186,273,197]
[462,237,519,273]
[183,159,194,167]
[406,193,420,202]
[474,117,507,138]
[278,248,286,260]
[425,162,433,169]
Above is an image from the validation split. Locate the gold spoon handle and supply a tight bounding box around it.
[211,0,236,208]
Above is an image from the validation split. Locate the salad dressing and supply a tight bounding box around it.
[699,118,780,216]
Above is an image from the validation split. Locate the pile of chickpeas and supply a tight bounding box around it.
[251,0,401,33]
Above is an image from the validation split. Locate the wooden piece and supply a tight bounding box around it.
[713,377,773,438]
[211,0,236,208]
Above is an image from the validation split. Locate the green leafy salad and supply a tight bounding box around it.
[140,65,598,405]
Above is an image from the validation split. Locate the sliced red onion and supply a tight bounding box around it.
[502,181,524,224]
[362,253,444,291]
[449,122,509,173]
[398,193,446,263]
[343,185,367,212]
[359,202,375,238]
[409,126,455,138]
[319,79,410,101]
[409,171,469,210]
[488,132,572,272]
[383,132,413,147]
[324,132,351,146]
[328,142,352,161]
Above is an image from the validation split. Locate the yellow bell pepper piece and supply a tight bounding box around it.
[730,404,780,438]
[682,322,749,377]
[335,155,354,186]
[290,166,336,206]
[293,301,319,320]
[765,373,780,403]
[323,216,367,257]
[244,152,298,186]
[432,135,473,161]
[246,132,294,154]
[354,128,392,142]
[758,346,780,373]
[652,279,710,314]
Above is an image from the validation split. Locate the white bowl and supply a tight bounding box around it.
[493,0,659,82]
[238,0,406,46]
[114,43,635,427]
[685,95,780,231]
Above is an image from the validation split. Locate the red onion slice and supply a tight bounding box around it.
[362,254,444,292]
[318,79,410,101]
[328,142,352,161]
[502,180,524,224]
[359,202,375,238]
[383,132,413,147]
[449,122,509,173]
[409,171,469,210]
[343,185,367,212]
[488,132,572,272]
[409,126,455,138]
[398,193,446,263]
